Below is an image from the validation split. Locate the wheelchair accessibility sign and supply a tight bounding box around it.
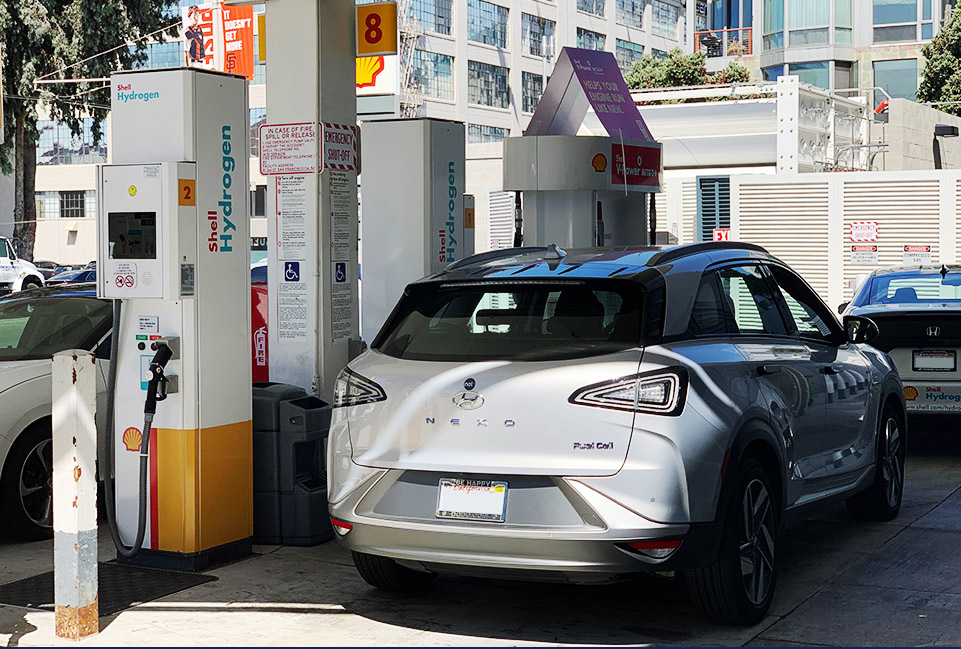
[285,261,301,282]
[334,262,348,283]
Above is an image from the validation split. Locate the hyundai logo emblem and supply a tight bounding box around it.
[928,326,941,337]
[464,377,476,390]
[453,391,485,410]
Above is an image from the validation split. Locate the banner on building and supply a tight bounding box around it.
[182,3,255,81]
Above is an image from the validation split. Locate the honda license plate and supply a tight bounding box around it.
[913,350,956,372]
[436,479,508,522]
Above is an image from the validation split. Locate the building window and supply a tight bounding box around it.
[522,14,555,56]
[790,61,830,89]
[873,59,918,108]
[468,0,509,48]
[468,60,510,108]
[522,72,544,113]
[615,40,645,72]
[249,108,267,157]
[651,48,669,58]
[253,34,266,85]
[468,124,509,143]
[60,191,86,219]
[763,0,784,49]
[578,0,605,17]
[85,192,97,219]
[762,64,785,81]
[36,118,107,166]
[576,27,606,50]
[616,0,645,27]
[873,0,926,42]
[652,0,680,39]
[130,42,183,69]
[696,177,730,242]
[413,50,455,100]
[410,0,453,35]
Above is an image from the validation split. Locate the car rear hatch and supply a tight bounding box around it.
[346,351,643,476]
[346,277,649,477]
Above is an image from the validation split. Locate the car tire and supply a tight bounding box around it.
[846,404,904,522]
[21,278,41,291]
[0,423,54,541]
[352,551,436,592]
[685,458,778,626]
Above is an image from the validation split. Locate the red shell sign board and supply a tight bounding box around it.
[611,143,662,189]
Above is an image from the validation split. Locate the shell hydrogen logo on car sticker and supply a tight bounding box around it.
[122,427,143,452]
[904,386,919,401]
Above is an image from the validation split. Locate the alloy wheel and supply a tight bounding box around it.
[739,478,775,606]
[882,416,903,509]
[19,438,53,529]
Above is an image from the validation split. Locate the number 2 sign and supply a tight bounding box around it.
[356,2,398,57]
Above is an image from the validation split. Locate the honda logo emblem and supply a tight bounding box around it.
[927,326,941,337]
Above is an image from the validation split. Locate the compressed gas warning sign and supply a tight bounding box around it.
[903,245,932,265]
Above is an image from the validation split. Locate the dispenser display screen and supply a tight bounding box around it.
[108,212,157,259]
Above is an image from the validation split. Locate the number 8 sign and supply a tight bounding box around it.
[356,2,398,57]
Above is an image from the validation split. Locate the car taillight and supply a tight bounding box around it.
[330,517,353,536]
[332,367,387,408]
[568,368,687,416]
[624,539,681,559]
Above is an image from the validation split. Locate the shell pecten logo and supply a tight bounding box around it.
[356,56,385,88]
[904,386,919,401]
[592,153,607,172]
[123,427,143,452]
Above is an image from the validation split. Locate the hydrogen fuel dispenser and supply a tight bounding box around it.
[97,68,253,570]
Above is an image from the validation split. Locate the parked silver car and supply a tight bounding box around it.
[328,243,905,625]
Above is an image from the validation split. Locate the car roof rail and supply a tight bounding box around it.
[647,241,769,266]
[444,246,549,271]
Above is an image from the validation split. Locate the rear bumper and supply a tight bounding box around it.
[329,469,720,583]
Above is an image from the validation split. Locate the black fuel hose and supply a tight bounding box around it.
[101,299,150,558]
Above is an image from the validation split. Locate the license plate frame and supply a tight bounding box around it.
[913,350,956,373]
[435,478,508,522]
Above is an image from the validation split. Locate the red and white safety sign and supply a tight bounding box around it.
[259,123,317,175]
[850,221,879,242]
[713,228,731,242]
[322,122,357,171]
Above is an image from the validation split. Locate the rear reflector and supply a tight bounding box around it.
[330,517,353,536]
[625,539,681,559]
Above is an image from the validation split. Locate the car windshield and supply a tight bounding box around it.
[374,280,643,362]
[857,270,961,306]
[0,296,111,361]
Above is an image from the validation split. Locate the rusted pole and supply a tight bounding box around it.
[52,350,98,640]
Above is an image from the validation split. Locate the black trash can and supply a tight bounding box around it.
[252,382,333,545]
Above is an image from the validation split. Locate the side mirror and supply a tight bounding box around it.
[844,315,879,345]
[837,301,850,315]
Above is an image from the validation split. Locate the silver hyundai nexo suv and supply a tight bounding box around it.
[328,242,905,625]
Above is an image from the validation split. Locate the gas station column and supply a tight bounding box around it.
[264,0,359,400]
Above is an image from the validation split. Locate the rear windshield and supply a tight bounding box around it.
[856,271,961,306]
[0,296,111,361]
[374,281,643,362]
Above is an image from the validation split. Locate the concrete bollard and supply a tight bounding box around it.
[52,350,99,640]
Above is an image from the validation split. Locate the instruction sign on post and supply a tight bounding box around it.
[851,245,879,265]
[850,221,879,242]
[903,245,932,265]
[322,123,357,171]
[259,123,317,175]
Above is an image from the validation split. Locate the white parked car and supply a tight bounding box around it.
[0,236,45,296]
[0,284,111,540]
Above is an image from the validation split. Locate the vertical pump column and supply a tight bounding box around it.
[264,0,360,400]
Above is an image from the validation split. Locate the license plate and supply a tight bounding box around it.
[913,350,956,372]
[435,479,508,522]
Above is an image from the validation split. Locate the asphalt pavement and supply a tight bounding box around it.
[1,420,960,646]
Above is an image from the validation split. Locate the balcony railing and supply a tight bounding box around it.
[695,27,753,58]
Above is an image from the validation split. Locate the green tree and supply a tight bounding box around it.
[625,48,708,89]
[0,0,177,259]
[708,60,751,85]
[918,8,961,115]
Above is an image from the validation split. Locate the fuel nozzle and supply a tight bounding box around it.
[144,338,177,416]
